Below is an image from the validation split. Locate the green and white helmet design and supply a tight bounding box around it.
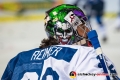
[44,4,92,45]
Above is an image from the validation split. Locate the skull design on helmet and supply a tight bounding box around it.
[55,21,73,44]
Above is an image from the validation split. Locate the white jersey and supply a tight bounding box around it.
[38,45,106,80]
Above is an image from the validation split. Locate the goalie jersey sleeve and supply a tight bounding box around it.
[1,45,107,80]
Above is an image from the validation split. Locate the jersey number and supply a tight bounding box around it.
[21,67,59,80]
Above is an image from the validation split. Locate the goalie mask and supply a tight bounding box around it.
[44,4,92,45]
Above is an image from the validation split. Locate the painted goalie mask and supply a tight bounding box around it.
[44,4,92,45]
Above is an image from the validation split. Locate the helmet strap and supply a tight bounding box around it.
[72,38,86,45]
[72,38,92,47]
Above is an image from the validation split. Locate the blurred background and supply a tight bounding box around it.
[0,0,120,78]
